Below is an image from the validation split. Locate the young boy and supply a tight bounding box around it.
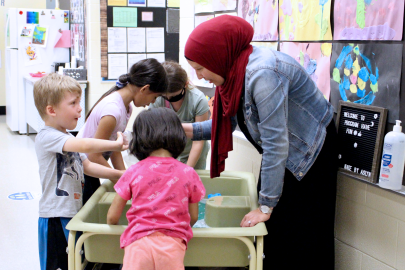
[33,73,127,270]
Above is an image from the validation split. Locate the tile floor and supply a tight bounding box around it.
[0,116,42,269]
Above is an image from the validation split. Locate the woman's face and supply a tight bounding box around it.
[187,60,225,86]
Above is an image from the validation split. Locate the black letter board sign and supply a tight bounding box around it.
[336,101,387,183]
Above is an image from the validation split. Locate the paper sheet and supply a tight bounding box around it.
[142,12,153,21]
[146,53,165,63]
[113,7,138,27]
[279,0,332,41]
[128,28,146,52]
[195,15,214,27]
[215,12,237,17]
[108,0,127,6]
[333,0,404,40]
[195,0,213,13]
[280,42,331,100]
[167,0,180,8]
[55,30,71,48]
[146,28,164,53]
[330,43,403,123]
[20,25,35,38]
[24,45,42,66]
[128,0,146,7]
[32,26,48,47]
[148,0,165,7]
[238,0,278,41]
[108,54,128,79]
[108,28,127,52]
[213,0,236,11]
[128,54,147,70]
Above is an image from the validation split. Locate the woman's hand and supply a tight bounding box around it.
[240,208,271,227]
[116,132,129,151]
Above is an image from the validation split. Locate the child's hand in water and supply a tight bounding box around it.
[116,132,129,151]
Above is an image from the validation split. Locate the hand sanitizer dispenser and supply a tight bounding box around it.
[379,120,405,190]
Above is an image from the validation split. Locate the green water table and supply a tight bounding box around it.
[66,170,268,270]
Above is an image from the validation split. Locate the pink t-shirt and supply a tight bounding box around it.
[77,92,132,151]
[115,156,206,249]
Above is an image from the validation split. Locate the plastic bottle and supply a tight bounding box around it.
[379,120,405,190]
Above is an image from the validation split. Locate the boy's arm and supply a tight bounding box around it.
[189,203,199,227]
[82,158,124,183]
[63,132,128,153]
[107,193,128,225]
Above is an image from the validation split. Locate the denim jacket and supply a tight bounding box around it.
[192,46,334,207]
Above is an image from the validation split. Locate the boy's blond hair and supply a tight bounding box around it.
[34,73,82,119]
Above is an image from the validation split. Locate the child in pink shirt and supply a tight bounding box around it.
[107,107,206,270]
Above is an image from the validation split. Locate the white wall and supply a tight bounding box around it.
[0,0,46,107]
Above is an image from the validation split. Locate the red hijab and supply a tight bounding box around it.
[185,15,254,178]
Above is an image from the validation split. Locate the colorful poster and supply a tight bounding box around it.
[279,0,332,41]
[333,0,404,40]
[167,0,180,8]
[238,0,278,41]
[113,7,138,27]
[32,26,48,47]
[24,45,42,66]
[251,41,278,50]
[280,42,331,99]
[330,43,403,123]
[20,25,35,38]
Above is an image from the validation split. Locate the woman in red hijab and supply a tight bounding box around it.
[184,15,337,269]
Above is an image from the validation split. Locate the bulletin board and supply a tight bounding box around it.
[100,0,180,79]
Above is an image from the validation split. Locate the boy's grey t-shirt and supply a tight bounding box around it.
[35,126,87,218]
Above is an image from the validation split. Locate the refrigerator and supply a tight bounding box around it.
[5,8,70,133]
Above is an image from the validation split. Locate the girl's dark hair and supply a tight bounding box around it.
[130,107,187,160]
[86,58,168,120]
[162,61,189,93]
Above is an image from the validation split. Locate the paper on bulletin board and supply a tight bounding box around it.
[108,0,127,6]
[32,25,48,47]
[238,0,278,41]
[113,7,138,27]
[146,28,164,52]
[142,12,153,22]
[148,0,165,7]
[24,45,42,66]
[146,53,165,63]
[195,0,214,13]
[280,42,331,100]
[330,43,403,123]
[279,0,332,41]
[108,54,128,79]
[128,28,146,52]
[128,54,146,70]
[213,0,236,11]
[333,0,404,40]
[108,28,127,52]
[128,0,146,7]
[54,30,71,48]
[215,12,237,17]
[167,0,180,8]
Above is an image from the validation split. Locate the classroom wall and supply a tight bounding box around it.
[0,0,46,107]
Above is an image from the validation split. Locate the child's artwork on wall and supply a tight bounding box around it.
[251,41,278,50]
[237,0,278,41]
[330,43,403,123]
[32,26,48,47]
[280,42,331,99]
[279,0,332,41]
[333,0,404,40]
[195,0,237,13]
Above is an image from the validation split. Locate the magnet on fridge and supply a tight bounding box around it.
[19,11,23,15]
[64,11,69,17]
[64,18,69,23]
[51,15,56,19]
[41,11,45,15]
